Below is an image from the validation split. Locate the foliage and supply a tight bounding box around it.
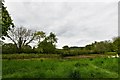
[45,32,57,44]
[62,45,69,50]
[2,43,34,54]
[37,32,57,54]
[85,44,93,50]
[61,49,95,57]
[38,40,56,54]
[34,31,46,43]
[60,38,119,56]
[112,37,120,53]
[2,43,17,54]
[21,45,33,53]
[0,1,14,38]
[92,41,112,54]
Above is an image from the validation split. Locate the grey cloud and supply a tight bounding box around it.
[5,2,118,48]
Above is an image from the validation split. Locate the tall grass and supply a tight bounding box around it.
[2,58,118,78]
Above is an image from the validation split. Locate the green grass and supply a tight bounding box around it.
[2,57,118,78]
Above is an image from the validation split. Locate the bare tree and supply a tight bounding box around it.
[6,26,42,53]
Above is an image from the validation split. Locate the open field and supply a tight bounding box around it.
[2,55,118,79]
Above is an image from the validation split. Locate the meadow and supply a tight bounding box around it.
[2,54,119,79]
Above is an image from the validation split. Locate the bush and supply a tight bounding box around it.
[2,43,34,54]
[61,49,97,57]
[21,45,33,53]
[2,43,17,54]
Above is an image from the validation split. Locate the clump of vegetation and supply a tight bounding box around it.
[101,61,104,64]
[89,58,93,61]
[74,62,81,67]
[68,69,81,78]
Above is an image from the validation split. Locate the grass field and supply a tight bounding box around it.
[2,56,118,78]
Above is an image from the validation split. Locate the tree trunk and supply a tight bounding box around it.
[18,37,22,53]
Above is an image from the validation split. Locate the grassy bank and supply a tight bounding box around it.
[2,57,118,78]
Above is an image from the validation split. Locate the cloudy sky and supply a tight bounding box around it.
[4,0,118,48]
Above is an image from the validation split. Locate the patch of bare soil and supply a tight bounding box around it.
[64,54,108,59]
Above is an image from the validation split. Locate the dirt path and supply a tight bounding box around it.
[64,54,111,59]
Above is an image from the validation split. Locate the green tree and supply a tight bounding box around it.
[85,44,93,50]
[34,31,46,43]
[93,40,113,54]
[62,45,69,50]
[38,40,56,53]
[0,1,14,38]
[112,37,120,53]
[46,32,57,44]
[37,32,57,54]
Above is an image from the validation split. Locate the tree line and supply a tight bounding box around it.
[2,33,120,55]
[62,37,120,56]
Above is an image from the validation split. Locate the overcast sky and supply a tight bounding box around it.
[4,0,118,48]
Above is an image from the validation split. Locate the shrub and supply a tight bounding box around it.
[2,43,17,54]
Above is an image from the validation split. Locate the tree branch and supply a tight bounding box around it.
[25,36,35,46]
[6,34,18,48]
